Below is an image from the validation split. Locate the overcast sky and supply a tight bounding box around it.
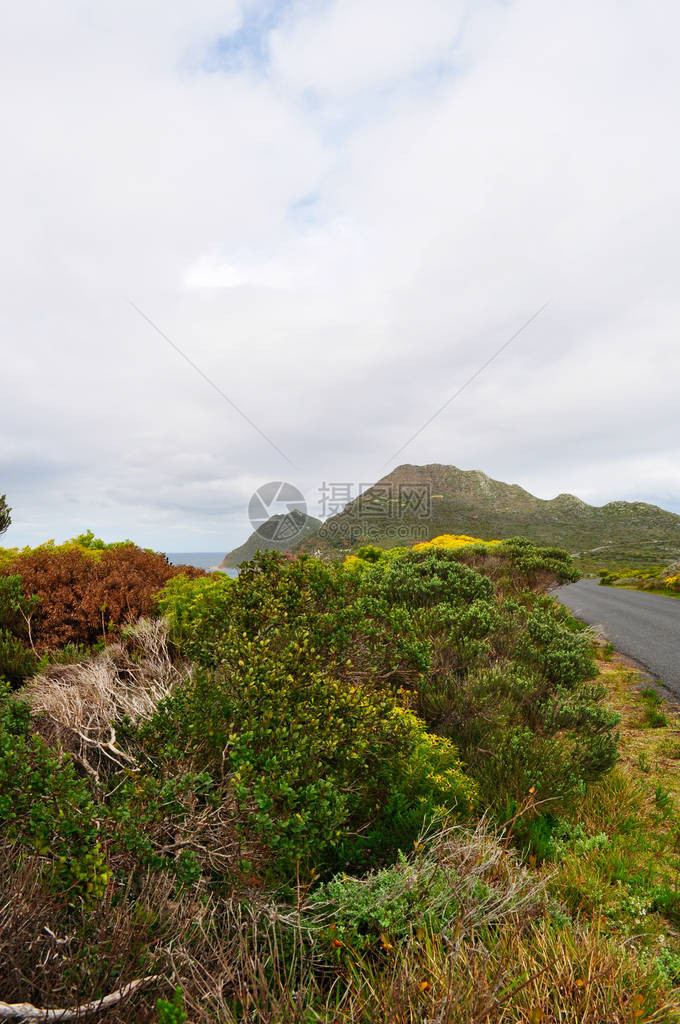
[2,0,679,552]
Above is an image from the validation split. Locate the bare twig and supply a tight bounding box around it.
[19,607,38,657]
[0,976,158,1021]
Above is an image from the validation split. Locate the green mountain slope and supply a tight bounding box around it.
[293,464,680,572]
[221,509,322,568]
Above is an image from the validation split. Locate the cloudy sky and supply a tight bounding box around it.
[2,0,679,552]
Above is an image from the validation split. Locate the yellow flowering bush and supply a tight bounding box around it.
[400,719,477,813]
[413,534,501,552]
[600,565,680,595]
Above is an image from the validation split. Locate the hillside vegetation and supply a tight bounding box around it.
[3,534,680,1021]
[290,464,680,572]
[600,561,680,597]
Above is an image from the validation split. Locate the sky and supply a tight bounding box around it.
[1,0,679,552]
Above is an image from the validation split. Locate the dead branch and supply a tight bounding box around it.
[0,976,158,1022]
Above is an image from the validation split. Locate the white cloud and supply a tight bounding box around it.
[1,0,679,551]
[269,0,468,95]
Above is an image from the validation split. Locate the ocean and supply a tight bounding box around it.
[165,553,237,576]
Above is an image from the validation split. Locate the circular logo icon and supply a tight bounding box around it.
[248,481,307,543]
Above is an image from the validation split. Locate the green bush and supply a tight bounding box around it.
[516,605,596,688]
[434,660,618,807]
[0,494,10,538]
[653,947,680,986]
[0,629,37,688]
[0,575,39,686]
[0,683,107,898]
[136,640,476,878]
[310,851,461,952]
[514,812,610,862]
[307,819,544,953]
[372,548,495,609]
[105,766,217,882]
[496,537,581,584]
[158,552,429,690]
[640,688,669,728]
[412,595,615,806]
[155,547,617,825]
[0,574,31,633]
[156,571,234,655]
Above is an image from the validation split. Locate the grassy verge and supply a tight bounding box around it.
[314,653,680,1022]
[602,583,680,600]
[536,652,680,986]
[599,566,680,598]
[312,655,680,1022]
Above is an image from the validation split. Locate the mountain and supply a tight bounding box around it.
[292,464,680,572]
[220,509,322,568]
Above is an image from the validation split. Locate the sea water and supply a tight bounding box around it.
[165,553,237,576]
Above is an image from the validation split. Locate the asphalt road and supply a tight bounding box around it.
[554,579,680,697]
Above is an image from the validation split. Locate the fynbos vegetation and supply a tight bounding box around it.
[2,533,680,1021]
[0,534,203,687]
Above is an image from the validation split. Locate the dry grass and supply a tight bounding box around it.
[22,619,186,778]
[0,821,551,1024]
[0,839,173,1020]
[590,654,680,882]
[325,921,680,1024]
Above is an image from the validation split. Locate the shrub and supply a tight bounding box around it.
[640,687,669,729]
[436,661,618,808]
[156,548,616,821]
[157,988,187,1024]
[0,574,40,686]
[0,543,204,652]
[352,544,385,562]
[413,595,616,807]
[0,628,37,688]
[370,548,495,609]
[158,552,429,690]
[412,533,500,553]
[0,538,653,1024]
[156,571,235,653]
[0,682,107,898]
[514,603,596,688]
[136,639,476,878]
[435,536,581,594]
[600,564,680,596]
[350,536,581,593]
[0,494,10,538]
[307,817,545,953]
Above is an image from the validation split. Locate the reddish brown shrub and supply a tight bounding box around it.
[0,546,204,652]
